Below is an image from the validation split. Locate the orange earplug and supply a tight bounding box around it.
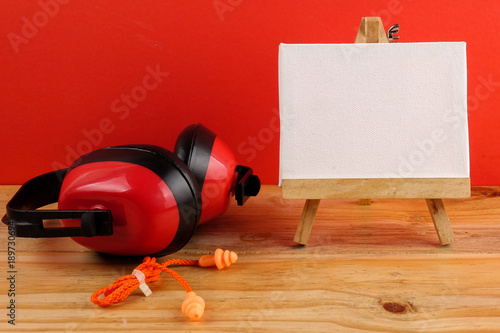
[198,248,238,269]
[91,248,238,321]
[182,291,205,320]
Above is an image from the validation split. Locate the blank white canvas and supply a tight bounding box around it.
[279,42,469,183]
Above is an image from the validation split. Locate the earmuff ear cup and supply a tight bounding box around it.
[174,124,217,189]
[58,145,202,257]
[174,124,238,224]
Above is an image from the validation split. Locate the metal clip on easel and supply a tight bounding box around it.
[387,24,400,42]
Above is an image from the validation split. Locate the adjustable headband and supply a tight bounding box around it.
[1,169,113,238]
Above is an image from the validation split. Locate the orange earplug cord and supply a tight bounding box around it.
[90,249,237,320]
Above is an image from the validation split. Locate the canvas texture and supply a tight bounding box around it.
[279,42,469,183]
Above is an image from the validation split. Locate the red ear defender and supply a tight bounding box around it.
[1,124,260,257]
[58,145,202,256]
[175,124,261,224]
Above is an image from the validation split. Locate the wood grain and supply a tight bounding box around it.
[1,185,500,332]
[426,198,455,245]
[281,178,471,199]
[293,199,320,245]
[355,17,389,43]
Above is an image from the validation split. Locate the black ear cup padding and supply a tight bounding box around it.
[174,124,216,190]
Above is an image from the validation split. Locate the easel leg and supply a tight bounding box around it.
[425,199,455,245]
[294,199,321,245]
[358,199,371,205]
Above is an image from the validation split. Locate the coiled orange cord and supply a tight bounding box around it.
[90,249,237,320]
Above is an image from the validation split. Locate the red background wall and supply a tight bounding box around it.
[1,0,499,185]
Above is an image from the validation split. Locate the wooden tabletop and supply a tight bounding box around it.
[1,185,499,332]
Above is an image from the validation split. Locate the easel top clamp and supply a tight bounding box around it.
[282,17,471,247]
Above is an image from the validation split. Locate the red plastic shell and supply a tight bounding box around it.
[198,137,237,224]
[58,161,179,256]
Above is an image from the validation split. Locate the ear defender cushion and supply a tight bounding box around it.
[174,124,216,190]
[60,145,202,256]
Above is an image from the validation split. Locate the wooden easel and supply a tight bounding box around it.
[285,17,471,247]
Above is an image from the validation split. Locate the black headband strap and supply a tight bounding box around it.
[2,169,113,238]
